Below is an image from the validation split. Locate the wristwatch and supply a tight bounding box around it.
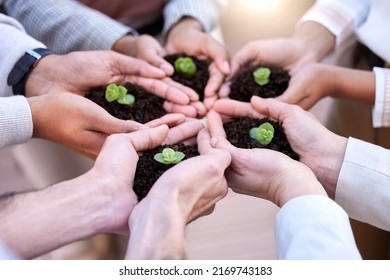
[7,48,54,96]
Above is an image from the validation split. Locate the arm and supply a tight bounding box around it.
[0,96,32,149]
[276,195,361,259]
[0,126,169,259]
[2,0,133,53]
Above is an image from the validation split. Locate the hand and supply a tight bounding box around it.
[27,93,187,158]
[87,125,169,234]
[207,109,326,206]
[113,34,174,75]
[166,18,230,110]
[26,50,195,107]
[126,128,231,259]
[212,98,348,198]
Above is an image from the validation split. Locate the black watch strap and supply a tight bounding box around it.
[7,48,54,96]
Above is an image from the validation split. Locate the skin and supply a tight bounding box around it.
[166,17,230,112]
[126,128,231,259]
[211,97,348,199]
[0,126,169,259]
[0,127,231,260]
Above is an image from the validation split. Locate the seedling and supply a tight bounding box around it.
[253,67,271,86]
[174,57,197,75]
[154,148,185,164]
[249,122,274,145]
[105,83,135,105]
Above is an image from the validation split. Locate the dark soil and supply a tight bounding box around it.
[164,54,210,101]
[134,143,199,201]
[86,83,166,123]
[229,65,290,102]
[223,117,298,160]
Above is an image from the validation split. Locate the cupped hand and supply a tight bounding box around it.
[27,93,187,159]
[89,125,169,234]
[166,18,230,110]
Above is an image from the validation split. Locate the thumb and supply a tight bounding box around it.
[128,125,169,152]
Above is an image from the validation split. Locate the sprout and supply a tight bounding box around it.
[253,67,271,86]
[154,148,185,164]
[249,122,274,145]
[174,57,197,75]
[105,83,135,105]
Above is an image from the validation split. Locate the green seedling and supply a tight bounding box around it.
[253,67,271,86]
[174,57,197,75]
[249,122,274,145]
[154,148,185,164]
[105,83,135,105]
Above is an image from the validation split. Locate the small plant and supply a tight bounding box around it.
[105,83,135,105]
[249,122,274,145]
[253,67,271,86]
[174,57,197,75]
[154,148,185,164]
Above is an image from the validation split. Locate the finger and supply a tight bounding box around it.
[191,101,207,117]
[127,125,169,152]
[197,129,231,168]
[145,113,186,128]
[213,99,263,118]
[250,96,295,122]
[218,82,231,98]
[129,77,190,105]
[112,52,166,79]
[275,83,302,105]
[162,77,199,102]
[196,128,213,155]
[203,95,218,111]
[163,101,197,118]
[142,48,175,76]
[204,63,226,98]
[207,110,226,139]
[163,119,204,145]
[200,36,230,75]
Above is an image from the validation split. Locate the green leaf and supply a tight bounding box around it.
[154,148,185,164]
[249,122,274,145]
[253,67,271,86]
[117,94,135,105]
[105,84,119,102]
[174,57,197,75]
[117,85,128,99]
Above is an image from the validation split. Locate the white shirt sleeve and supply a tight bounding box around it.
[275,195,361,259]
[0,239,19,260]
[372,67,390,128]
[297,0,369,50]
[336,137,390,231]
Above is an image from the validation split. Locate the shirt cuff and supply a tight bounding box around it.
[372,67,390,127]
[0,96,33,149]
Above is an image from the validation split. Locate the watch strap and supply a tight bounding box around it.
[7,48,54,96]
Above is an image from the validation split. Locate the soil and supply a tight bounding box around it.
[229,65,290,102]
[164,54,210,101]
[86,83,166,123]
[134,143,199,201]
[223,117,298,160]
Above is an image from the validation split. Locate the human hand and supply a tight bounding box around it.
[27,93,189,158]
[87,125,169,234]
[209,131,326,207]
[26,50,196,107]
[166,18,230,110]
[126,128,231,259]
[212,97,347,198]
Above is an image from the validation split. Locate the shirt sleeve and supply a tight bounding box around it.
[275,195,361,259]
[297,0,369,50]
[0,96,33,149]
[162,0,225,37]
[336,137,390,231]
[0,239,19,260]
[2,0,134,53]
[372,67,390,127]
[0,13,45,97]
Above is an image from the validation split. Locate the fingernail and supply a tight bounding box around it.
[161,63,174,75]
[210,137,218,147]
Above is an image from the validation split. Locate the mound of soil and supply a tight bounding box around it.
[223,117,298,160]
[229,65,290,102]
